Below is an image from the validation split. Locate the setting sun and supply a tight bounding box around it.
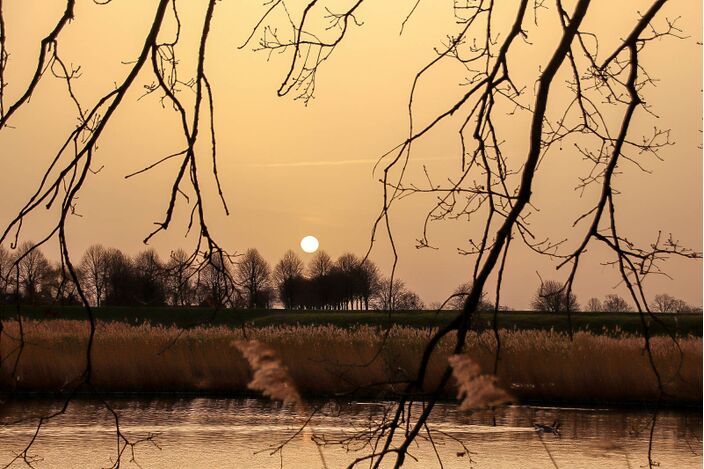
[300,235,319,253]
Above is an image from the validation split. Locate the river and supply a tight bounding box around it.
[0,398,700,468]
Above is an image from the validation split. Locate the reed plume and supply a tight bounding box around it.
[448,354,512,410]
[233,340,302,407]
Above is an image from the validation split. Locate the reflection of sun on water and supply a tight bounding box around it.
[300,235,319,253]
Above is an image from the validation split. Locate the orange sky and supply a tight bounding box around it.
[0,0,701,308]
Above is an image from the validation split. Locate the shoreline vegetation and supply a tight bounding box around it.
[1,319,700,406]
[4,306,702,336]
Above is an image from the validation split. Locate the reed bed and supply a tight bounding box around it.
[0,320,700,404]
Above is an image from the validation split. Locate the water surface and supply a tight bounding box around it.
[0,398,700,468]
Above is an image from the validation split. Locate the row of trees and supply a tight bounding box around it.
[0,243,697,313]
[530,280,701,313]
[0,244,425,310]
[241,249,424,310]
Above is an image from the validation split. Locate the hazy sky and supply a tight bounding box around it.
[0,0,701,308]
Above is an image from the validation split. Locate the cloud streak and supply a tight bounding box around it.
[248,156,456,168]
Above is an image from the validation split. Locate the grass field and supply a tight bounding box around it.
[0,320,700,405]
[2,305,700,336]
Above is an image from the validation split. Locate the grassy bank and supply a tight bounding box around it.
[0,320,700,405]
[3,305,701,336]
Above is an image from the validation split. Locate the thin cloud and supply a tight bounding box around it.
[248,156,456,168]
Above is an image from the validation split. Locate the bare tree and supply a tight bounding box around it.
[448,282,492,311]
[374,277,424,311]
[308,250,333,278]
[650,293,698,313]
[357,260,381,310]
[603,294,633,312]
[194,255,234,307]
[236,248,272,309]
[273,250,304,308]
[274,250,304,283]
[0,244,12,302]
[44,263,80,306]
[373,278,404,311]
[653,293,676,313]
[531,280,580,313]
[165,249,195,306]
[15,242,52,305]
[133,249,163,280]
[103,248,137,306]
[133,249,167,306]
[79,244,110,307]
[307,251,334,309]
[586,297,604,313]
[335,252,361,309]
[398,290,424,311]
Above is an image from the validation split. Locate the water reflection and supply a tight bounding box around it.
[0,398,700,468]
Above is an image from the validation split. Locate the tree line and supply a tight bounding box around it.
[529,280,701,314]
[0,244,424,310]
[0,243,697,313]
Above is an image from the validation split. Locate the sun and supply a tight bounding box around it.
[300,235,319,253]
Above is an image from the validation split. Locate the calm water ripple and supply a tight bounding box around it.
[0,398,700,468]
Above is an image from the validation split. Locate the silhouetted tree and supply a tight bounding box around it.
[336,253,360,309]
[373,278,424,311]
[195,254,237,308]
[448,282,492,311]
[15,242,52,304]
[586,297,604,313]
[104,248,139,306]
[236,248,271,308]
[326,254,382,310]
[279,276,303,309]
[44,264,80,306]
[308,251,334,308]
[531,280,580,313]
[165,249,195,306]
[325,267,349,310]
[308,250,333,278]
[652,294,692,313]
[0,245,12,303]
[133,249,167,306]
[602,294,633,312]
[356,260,381,310]
[254,286,275,309]
[400,291,424,310]
[273,250,304,308]
[79,244,110,307]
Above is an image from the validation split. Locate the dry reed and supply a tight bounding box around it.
[233,339,301,406]
[0,320,700,404]
[448,354,512,409]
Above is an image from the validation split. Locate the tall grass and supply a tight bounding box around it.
[0,320,700,404]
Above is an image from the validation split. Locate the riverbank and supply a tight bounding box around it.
[4,305,701,336]
[1,320,700,405]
